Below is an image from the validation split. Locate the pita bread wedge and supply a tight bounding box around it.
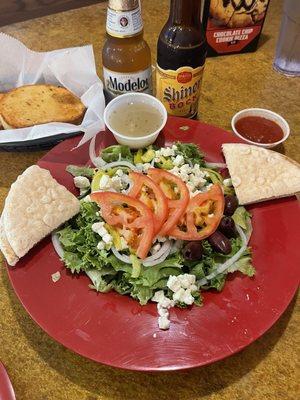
[0,215,19,266]
[0,85,86,129]
[222,143,300,205]
[0,165,80,265]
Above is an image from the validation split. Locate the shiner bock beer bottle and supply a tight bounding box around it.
[102,0,152,100]
[156,0,207,118]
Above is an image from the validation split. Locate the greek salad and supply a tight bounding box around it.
[53,142,254,330]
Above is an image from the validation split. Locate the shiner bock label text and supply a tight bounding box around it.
[156,65,204,118]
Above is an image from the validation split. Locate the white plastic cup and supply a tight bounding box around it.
[103,93,167,149]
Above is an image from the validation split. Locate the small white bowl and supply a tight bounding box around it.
[103,93,167,149]
[231,108,290,148]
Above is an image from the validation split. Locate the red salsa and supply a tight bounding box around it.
[235,116,284,144]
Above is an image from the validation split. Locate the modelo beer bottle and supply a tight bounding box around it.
[102,0,152,100]
[156,0,207,118]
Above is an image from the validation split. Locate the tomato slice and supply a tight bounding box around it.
[128,172,168,234]
[168,184,225,241]
[147,168,189,236]
[90,192,155,259]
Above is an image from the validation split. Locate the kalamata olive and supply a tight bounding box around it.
[208,231,232,255]
[182,241,203,261]
[218,216,237,238]
[224,195,239,216]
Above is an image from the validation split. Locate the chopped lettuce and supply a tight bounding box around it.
[227,256,255,277]
[66,165,94,178]
[232,207,251,230]
[130,254,142,278]
[175,142,204,166]
[101,145,133,163]
[86,269,114,293]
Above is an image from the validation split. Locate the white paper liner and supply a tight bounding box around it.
[0,33,105,146]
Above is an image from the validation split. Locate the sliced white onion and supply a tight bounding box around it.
[236,224,247,246]
[103,161,138,171]
[111,247,132,264]
[142,240,172,264]
[112,240,172,267]
[198,224,247,286]
[205,162,227,169]
[142,253,170,267]
[89,135,106,168]
[51,232,64,259]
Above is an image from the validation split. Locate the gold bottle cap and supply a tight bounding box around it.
[108,0,139,12]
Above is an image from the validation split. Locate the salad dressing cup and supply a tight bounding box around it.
[104,93,167,149]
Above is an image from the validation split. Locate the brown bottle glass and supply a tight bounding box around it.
[156,0,207,118]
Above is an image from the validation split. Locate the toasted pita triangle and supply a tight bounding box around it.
[0,215,19,266]
[222,144,300,205]
[1,165,80,262]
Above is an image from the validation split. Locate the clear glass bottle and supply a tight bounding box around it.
[102,0,152,101]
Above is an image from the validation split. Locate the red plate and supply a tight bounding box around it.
[6,117,300,371]
[0,362,15,400]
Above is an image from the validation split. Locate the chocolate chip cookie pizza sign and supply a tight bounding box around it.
[203,0,270,56]
[210,0,269,28]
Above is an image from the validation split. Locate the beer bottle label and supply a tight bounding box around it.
[156,65,205,118]
[106,6,143,38]
[103,67,152,100]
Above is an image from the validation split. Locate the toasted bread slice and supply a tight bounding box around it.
[0,165,80,264]
[0,84,86,129]
[222,143,300,205]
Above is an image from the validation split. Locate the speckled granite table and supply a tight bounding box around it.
[0,1,299,399]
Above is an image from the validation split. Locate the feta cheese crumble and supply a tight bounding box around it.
[51,271,61,283]
[169,163,209,195]
[155,147,175,158]
[173,154,184,167]
[74,176,90,189]
[167,273,198,306]
[92,222,113,248]
[152,274,198,330]
[91,171,130,193]
[152,290,175,330]
[99,174,110,190]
